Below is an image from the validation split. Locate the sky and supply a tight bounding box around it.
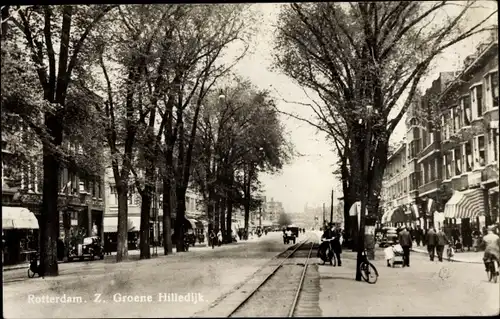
[229,2,498,213]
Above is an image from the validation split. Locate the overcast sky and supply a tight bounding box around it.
[229,2,498,213]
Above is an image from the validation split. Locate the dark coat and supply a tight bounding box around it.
[436,231,449,246]
[322,229,335,240]
[398,229,413,247]
[426,229,437,246]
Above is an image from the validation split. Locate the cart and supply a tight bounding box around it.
[384,244,404,267]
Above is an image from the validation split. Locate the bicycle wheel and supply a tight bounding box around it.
[28,268,35,278]
[360,262,378,284]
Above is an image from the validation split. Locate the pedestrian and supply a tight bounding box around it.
[426,227,437,261]
[217,230,222,246]
[436,227,449,262]
[209,230,216,249]
[332,225,343,266]
[415,225,423,247]
[463,227,472,251]
[398,226,412,267]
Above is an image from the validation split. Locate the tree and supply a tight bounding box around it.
[4,5,115,275]
[278,212,292,227]
[93,4,174,262]
[273,2,496,280]
[193,79,292,242]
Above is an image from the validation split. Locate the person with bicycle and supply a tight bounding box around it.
[318,223,335,259]
[482,225,500,272]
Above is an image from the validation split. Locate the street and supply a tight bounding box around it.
[3,232,499,317]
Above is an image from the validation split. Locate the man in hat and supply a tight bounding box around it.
[318,223,335,262]
[398,226,412,267]
[482,225,500,271]
[426,227,438,261]
[435,227,449,262]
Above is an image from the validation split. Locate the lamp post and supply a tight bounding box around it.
[356,105,373,281]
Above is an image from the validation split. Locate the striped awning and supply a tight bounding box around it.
[381,210,390,224]
[390,206,407,223]
[410,204,420,219]
[444,189,485,219]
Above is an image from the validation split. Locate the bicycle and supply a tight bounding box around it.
[318,238,337,266]
[485,256,499,283]
[27,253,40,278]
[359,249,378,284]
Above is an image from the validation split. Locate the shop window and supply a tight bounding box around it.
[476,135,486,167]
[462,95,471,125]
[464,141,473,172]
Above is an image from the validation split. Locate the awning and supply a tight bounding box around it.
[2,207,39,229]
[186,219,204,229]
[390,207,407,223]
[348,201,368,217]
[103,217,141,233]
[410,204,420,219]
[381,210,392,224]
[444,189,485,219]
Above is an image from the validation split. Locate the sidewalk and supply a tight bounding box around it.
[2,237,260,272]
[411,245,483,264]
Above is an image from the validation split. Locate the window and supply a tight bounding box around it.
[454,148,462,176]
[429,161,435,181]
[476,135,486,167]
[453,106,461,131]
[128,192,134,205]
[477,85,484,116]
[487,71,499,108]
[110,185,117,194]
[490,129,499,162]
[445,152,452,179]
[462,95,471,126]
[403,177,407,193]
[97,179,102,199]
[420,163,425,184]
[464,141,473,172]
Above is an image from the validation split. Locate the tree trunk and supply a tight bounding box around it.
[243,166,251,240]
[175,185,187,252]
[116,181,129,262]
[226,197,233,244]
[162,176,173,254]
[139,186,152,259]
[214,199,220,233]
[39,115,63,276]
[220,198,226,243]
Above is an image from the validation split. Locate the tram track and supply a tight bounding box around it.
[192,235,322,318]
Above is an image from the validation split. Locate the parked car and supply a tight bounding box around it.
[68,236,104,262]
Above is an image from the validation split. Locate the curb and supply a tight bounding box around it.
[411,248,483,264]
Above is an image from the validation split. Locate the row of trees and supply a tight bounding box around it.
[1,4,291,276]
[273,1,496,237]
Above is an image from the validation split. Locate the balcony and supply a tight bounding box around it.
[417,140,441,163]
[418,179,441,196]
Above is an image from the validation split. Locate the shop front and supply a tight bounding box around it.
[2,206,39,265]
[444,188,485,239]
[103,216,141,251]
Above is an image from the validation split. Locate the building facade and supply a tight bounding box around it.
[2,134,105,264]
[385,31,499,230]
[380,141,412,225]
[438,35,499,229]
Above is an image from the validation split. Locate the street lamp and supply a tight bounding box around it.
[356,105,373,281]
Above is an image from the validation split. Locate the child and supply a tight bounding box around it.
[384,245,395,267]
[447,244,455,261]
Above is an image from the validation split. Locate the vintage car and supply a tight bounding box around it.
[283,225,299,244]
[68,236,104,262]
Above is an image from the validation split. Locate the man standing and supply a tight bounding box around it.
[436,227,449,262]
[332,225,343,266]
[415,225,424,247]
[398,226,412,267]
[426,227,437,261]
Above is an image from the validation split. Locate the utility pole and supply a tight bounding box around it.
[330,189,334,224]
[323,203,326,227]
